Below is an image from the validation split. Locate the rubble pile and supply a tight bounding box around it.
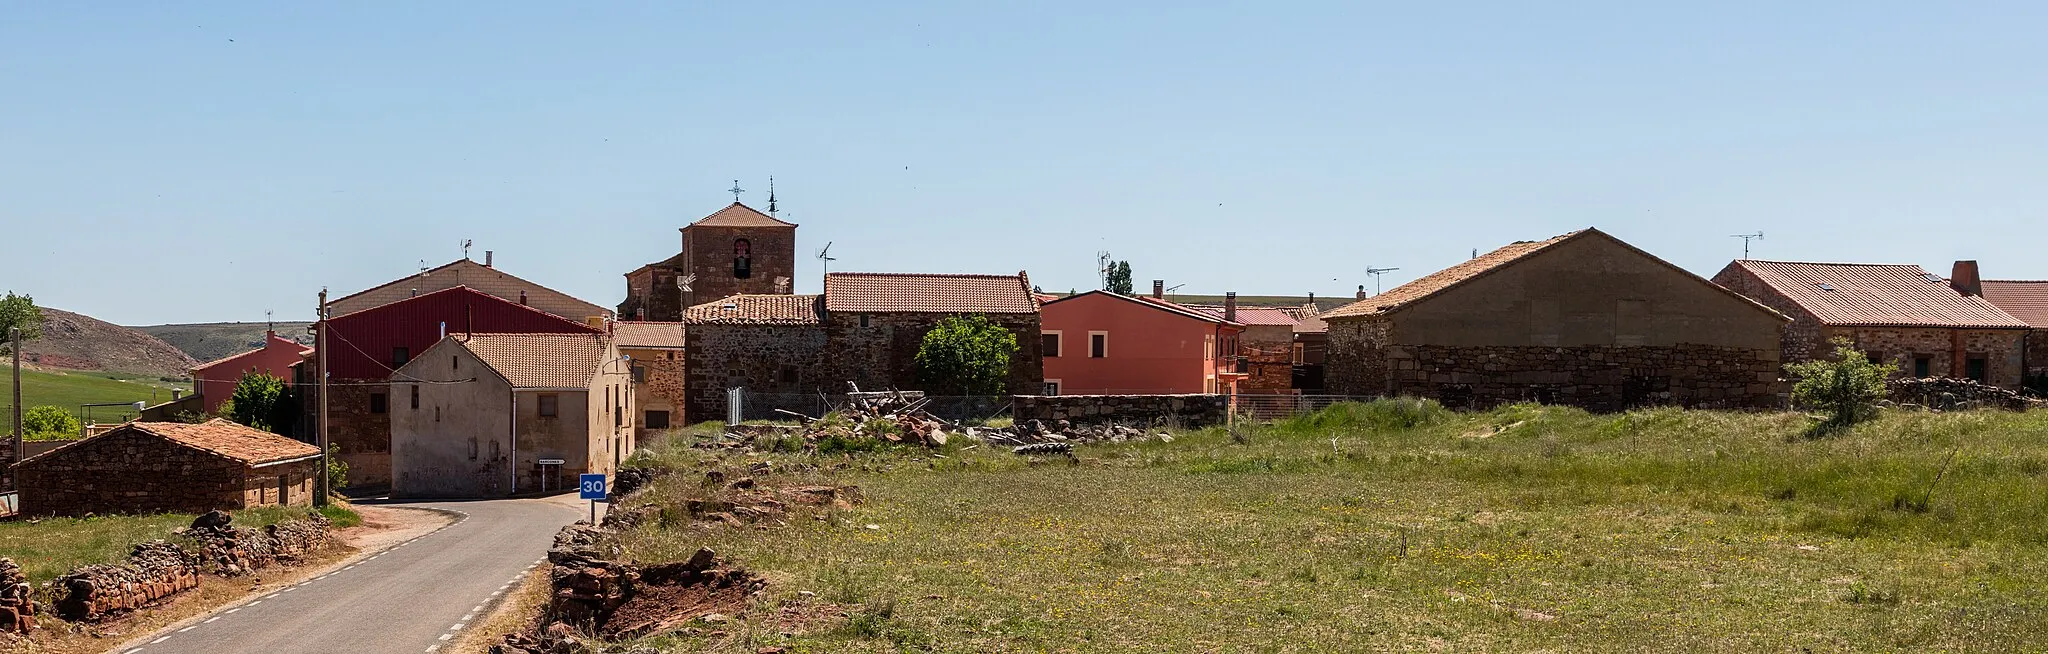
[52,540,201,622]
[497,537,764,653]
[976,419,1177,450]
[180,510,334,576]
[1888,377,2037,412]
[0,559,35,635]
[607,466,665,501]
[733,390,1176,455]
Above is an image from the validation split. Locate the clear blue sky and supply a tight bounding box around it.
[5,2,2045,325]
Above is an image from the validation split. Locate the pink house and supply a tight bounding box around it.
[192,331,315,415]
[1039,290,1246,395]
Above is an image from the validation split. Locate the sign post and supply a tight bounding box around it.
[578,473,606,524]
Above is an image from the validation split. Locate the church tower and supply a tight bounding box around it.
[619,202,798,321]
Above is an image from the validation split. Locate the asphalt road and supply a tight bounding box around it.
[120,496,586,654]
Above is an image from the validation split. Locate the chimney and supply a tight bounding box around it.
[172,389,183,401]
[1225,292,1238,323]
[439,321,447,339]
[484,250,494,267]
[1951,260,1983,297]
[1357,285,1367,299]
[519,290,529,306]
[1152,280,1164,299]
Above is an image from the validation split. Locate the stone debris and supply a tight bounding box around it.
[498,543,765,652]
[1888,377,2038,412]
[52,540,201,622]
[608,466,664,501]
[181,512,333,576]
[980,419,1174,450]
[0,559,36,635]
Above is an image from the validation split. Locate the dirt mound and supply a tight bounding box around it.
[21,308,196,377]
[134,321,313,363]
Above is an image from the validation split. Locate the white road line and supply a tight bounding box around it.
[204,617,220,624]
[472,605,485,612]
[151,636,171,644]
[427,646,441,653]
[248,600,262,606]
[178,626,196,632]
[438,633,453,641]
[263,593,279,599]
[281,587,296,593]
[124,649,143,654]
[226,608,241,614]
[451,623,465,630]
[490,590,502,597]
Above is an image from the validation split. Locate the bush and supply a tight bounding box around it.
[914,314,1019,396]
[1785,337,1894,436]
[226,372,297,436]
[22,405,78,440]
[324,444,349,491]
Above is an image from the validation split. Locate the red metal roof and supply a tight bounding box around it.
[1981,280,2048,328]
[1726,261,2030,329]
[324,286,599,379]
[824,272,1037,314]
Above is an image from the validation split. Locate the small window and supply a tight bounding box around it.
[1966,356,1989,383]
[452,356,459,371]
[631,366,647,383]
[391,347,410,367]
[1043,380,1061,396]
[410,385,420,409]
[859,314,871,328]
[733,238,753,279]
[1913,355,1932,378]
[1090,332,1108,358]
[780,365,800,384]
[644,410,671,430]
[538,394,559,417]
[468,437,478,460]
[435,406,441,422]
[1042,332,1062,357]
[1864,350,1884,365]
[369,393,388,414]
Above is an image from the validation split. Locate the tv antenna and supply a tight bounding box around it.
[461,239,473,260]
[676,273,696,293]
[816,242,836,276]
[1097,251,1114,289]
[773,276,791,294]
[266,309,274,333]
[1730,231,1764,259]
[1365,265,1401,295]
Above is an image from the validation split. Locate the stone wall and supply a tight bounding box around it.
[182,512,333,576]
[680,224,798,310]
[1238,324,1296,394]
[2028,330,2048,393]
[1377,343,1781,412]
[18,431,250,517]
[52,540,200,622]
[1819,326,2026,389]
[326,380,393,488]
[825,312,1044,396]
[625,348,686,428]
[1323,317,1394,396]
[1012,394,1229,427]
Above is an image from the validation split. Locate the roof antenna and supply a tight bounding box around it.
[266,309,274,334]
[461,239,473,260]
[817,241,836,277]
[1366,265,1401,295]
[767,176,778,216]
[1730,231,1764,259]
[1471,248,1478,259]
[729,179,745,203]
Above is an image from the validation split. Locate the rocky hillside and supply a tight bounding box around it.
[135,322,314,364]
[20,308,198,378]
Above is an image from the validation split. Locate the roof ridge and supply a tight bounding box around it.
[329,259,607,315]
[1736,259,1924,268]
[328,286,601,332]
[826,271,1022,279]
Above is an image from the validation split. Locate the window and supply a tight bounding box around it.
[369,393,388,414]
[452,356,459,371]
[468,437,478,460]
[732,238,753,278]
[1042,331,1062,357]
[859,314,871,328]
[1865,350,1885,366]
[1090,332,1108,358]
[1913,355,1932,378]
[410,385,420,409]
[434,406,440,422]
[631,366,647,383]
[644,410,671,430]
[391,347,410,367]
[1043,380,1061,396]
[538,394,559,417]
[1966,356,1989,383]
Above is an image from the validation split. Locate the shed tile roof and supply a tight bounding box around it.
[684,294,823,325]
[686,203,796,229]
[1324,231,1581,319]
[1979,280,2048,329]
[24,419,324,466]
[457,333,612,388]
[612,321,686,349]
[1191,306,1299,326]
[824,272,1037,314]
[1727,261,2030,329]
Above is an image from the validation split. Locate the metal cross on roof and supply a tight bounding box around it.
[728,180,745,202]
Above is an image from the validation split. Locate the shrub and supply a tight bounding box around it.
[324,444,349,491]
[22,405,79,440]
[226,372,297,436]
[1785,337,1894,435]
[914,314,1018,396]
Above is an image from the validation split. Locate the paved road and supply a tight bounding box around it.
[120,497,585,654]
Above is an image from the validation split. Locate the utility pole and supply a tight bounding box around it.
[10,327,20,492]
[315,289,330,507]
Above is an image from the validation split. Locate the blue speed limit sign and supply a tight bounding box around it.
[579,473,607,501]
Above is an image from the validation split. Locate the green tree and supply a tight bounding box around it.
[1106,261,1134,295]
[225,372,297,436]
[0,292,41,355]
[22,405,79,440]
[915,315,1020,396]
[325,444,349,491]
[1786,337,1895,435]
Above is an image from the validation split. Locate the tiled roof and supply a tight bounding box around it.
[824,272,1037,314]
[1291,310,1329,334]
[1191,306,1299,326]
[1727,261,2030,329]
[24,419,323,466]
[684,294,823,325]
[612,321,686,349]
[687,203,796,229]
[458,333,612,388]
[1324,231,1582,319]
[1979,280,2048,329]
[330,259,609,321]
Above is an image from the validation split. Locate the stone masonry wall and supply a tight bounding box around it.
[1012,394,1228,427]
[1822,326,2026,389]
[53,540,200,622]
[326,380,393,488]
[2029,330,2048,392]
[1382,343,1781,412]
[627,348,687,427]
[824,312,1044,396]
[1709,266,1828,364]
[684,324,829,422]
[1238,324,1295,394]
[1323,317,1394,396]
[17,431,249,517]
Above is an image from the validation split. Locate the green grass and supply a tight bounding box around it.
[0,366,191,426]
[601,403,2048,653]
[0,505,330,584]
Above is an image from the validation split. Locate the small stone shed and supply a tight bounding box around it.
[14,419,322,517]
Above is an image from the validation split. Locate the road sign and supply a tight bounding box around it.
[578,473,607,500]
[538,458,565,466]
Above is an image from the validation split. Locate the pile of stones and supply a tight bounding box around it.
[180,510,333,576]
[1888,377,2037,412]
[52,540,201,622]
[0,559,35,635]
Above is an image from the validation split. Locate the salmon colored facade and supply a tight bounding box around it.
[1039,291,1245,395]
[191,332,314,415]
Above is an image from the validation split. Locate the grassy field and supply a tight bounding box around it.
[0,366,191,426]
[598,403,2048,653]
[0,504,358,584]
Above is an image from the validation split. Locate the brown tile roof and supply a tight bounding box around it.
[21,419,324,466]
[1977,280,2048,328]
[457,333,613,388]
[1324,231,1582,319]
[824,272,1037,314]
[1191,306,1299,326]
[1727,261,2030,329]
[686,202,796,229]
[684,294,823,325]
[612,321,686,349]
[330,259,610,320]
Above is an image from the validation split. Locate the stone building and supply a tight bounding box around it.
[329,256,611,323]
[613,321,687,432]
[15,420,321,517]
[1713,260,2031,388]
[390,333,633,498]
[1980,278,2048,393]
[684,272,1043,419]
[1324,228,1788,411]
[620,203,797,322]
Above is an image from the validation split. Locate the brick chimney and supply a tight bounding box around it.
[1152,280,1164,299]
[484,250,494,267]
[1951,260,1983,297]
[1225,292,1238,322]
[519,290,529,306]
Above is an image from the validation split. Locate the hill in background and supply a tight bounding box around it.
[20,308,197,378]
[135,321,314,364]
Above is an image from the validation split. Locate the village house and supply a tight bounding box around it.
[190,330,314,416]
[613,321,687,432]
[330,255,611,323]
[683,272,1042,419]
[1324,229,1788,411]
[14,419,321,517]
[305,286,601,490]
[1980,277,2048,393]
[1290,305,1330,392]
[1713,260,2030,388]
[389,333,633,498]
[1040,285,1246,395]
[620,202,798,322]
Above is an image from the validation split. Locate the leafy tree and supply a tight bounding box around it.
[225,372,297,436]
[1786,337,1894,435]
[0,292,41,355]
[22,405,79,440]
[915,315,1020,396]
[1106,261,1134,295]
[325,444,348,491]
